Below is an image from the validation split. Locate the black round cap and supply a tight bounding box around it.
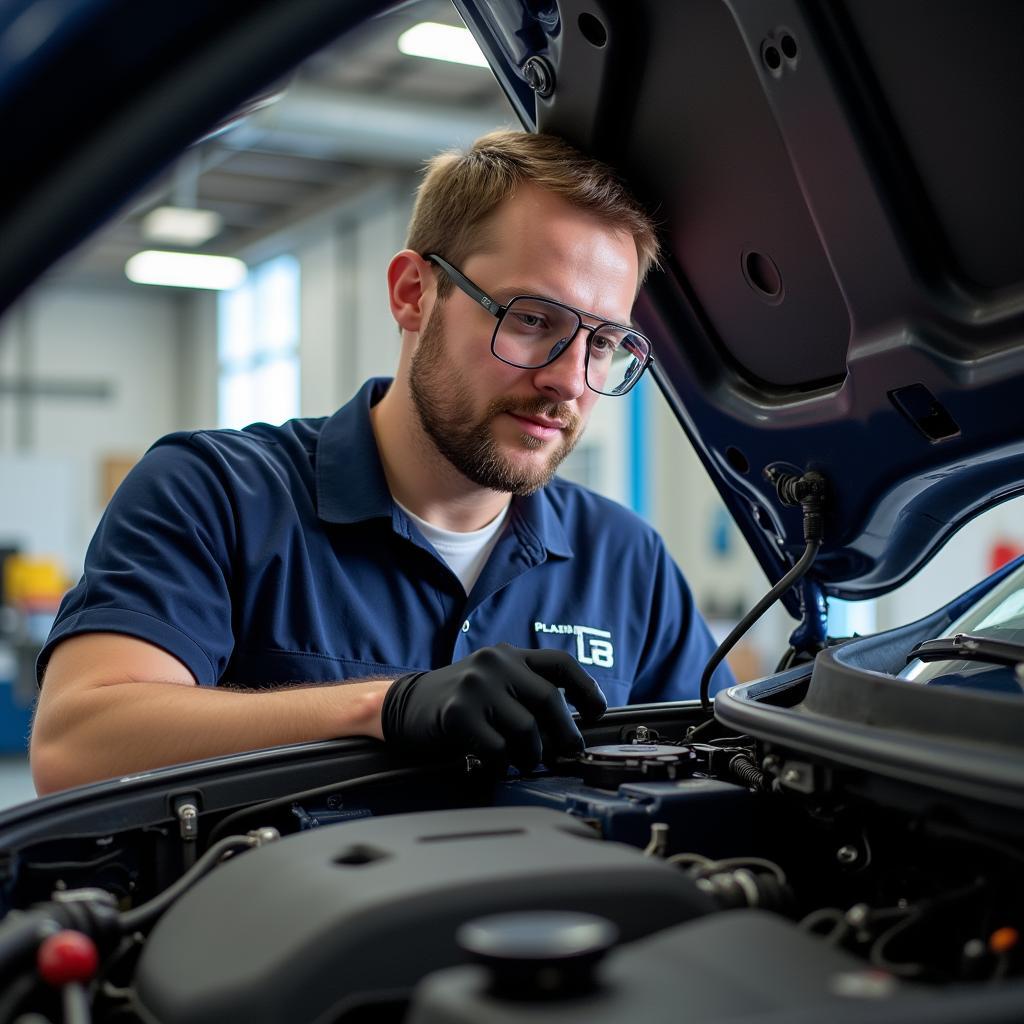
[456,911,618,1000]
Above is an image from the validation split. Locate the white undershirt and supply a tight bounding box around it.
[395,499,512,594]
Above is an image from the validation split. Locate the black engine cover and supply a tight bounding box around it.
[134,806,716,1024]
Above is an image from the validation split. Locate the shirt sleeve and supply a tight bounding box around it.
[628,537,736,703]
[36,434,238,687]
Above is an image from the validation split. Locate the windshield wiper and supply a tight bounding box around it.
[907,632,1024,667]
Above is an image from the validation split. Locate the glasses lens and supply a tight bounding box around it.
[586,326,650,395]
[494,297,580,368]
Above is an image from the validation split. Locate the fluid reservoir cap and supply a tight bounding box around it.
[457,911,618,999]
[458,911,618,961]
[585,744,681,758]
[577,743,699,788]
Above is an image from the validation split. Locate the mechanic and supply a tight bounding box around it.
[29,131,734,794]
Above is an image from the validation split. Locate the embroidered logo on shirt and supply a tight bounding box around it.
[534,621,615,669]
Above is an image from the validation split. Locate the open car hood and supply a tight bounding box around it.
[456,0,1024,604]
[2,0,1023,605]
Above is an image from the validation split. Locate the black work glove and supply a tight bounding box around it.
[381,645,607,770]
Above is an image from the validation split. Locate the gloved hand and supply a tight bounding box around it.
[381,645,607,769]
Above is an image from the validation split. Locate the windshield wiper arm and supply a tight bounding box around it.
[907,632,1024,667]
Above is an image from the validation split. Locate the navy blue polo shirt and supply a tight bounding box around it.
[39,378,734,706]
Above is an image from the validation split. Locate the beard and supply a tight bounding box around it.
[409,306,583,496]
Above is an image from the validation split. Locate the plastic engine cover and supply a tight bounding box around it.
[134,806,717,1024]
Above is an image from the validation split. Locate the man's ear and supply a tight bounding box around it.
[387,250,435,333]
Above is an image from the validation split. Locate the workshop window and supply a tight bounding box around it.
[217,255,300,429]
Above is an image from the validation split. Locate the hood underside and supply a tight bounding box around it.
[457,0,1024,602]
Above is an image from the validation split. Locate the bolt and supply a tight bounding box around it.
[248,827,280,845]
[634,726,650,743]
[844,903,869,927]
[643,821,669,858]
[326,795,341,810]
[836,845,859,865]
[177,802,199,840]
[783,768,802,784]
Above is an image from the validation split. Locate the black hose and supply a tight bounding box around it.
[119,835,256,933]
[126,765,460,928]
[700,539,820,709]
[775,646,796,672]
[205,764,444,847]
[0,912,57,981]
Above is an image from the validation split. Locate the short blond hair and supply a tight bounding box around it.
[406,130,660,298]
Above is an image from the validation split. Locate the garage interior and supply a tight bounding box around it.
[0,0,1020,805]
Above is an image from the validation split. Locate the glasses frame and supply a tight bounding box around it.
[424,253,653,397]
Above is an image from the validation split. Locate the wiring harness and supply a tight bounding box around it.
[700,469,828,708]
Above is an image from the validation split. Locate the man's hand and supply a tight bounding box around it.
[380,646,607,769]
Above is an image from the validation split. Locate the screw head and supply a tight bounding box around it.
[845,903,869,927]
[836,844,859,865]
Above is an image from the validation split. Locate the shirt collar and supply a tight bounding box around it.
[315,376,574,559]
[316,377,394,523]
[510,489,573,560]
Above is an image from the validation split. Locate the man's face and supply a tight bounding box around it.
[409,185,640,496]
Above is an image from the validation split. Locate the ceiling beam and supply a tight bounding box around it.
[221,84,512,167]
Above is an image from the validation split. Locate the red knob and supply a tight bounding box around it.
[37,930,99,986]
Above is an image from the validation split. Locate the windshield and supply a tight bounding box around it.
[901,560,1024,691]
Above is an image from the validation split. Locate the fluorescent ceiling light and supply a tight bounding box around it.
[142,206,223,246]
[397,22,488,68]
[125,251,247,290]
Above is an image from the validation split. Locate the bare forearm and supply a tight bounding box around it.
[30,678,392,795]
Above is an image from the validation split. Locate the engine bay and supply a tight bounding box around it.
[1,680,1021,1024]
